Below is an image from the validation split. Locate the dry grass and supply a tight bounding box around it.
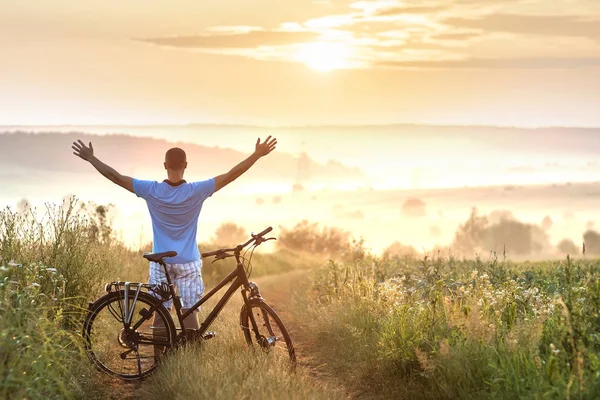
[138,294,344,400]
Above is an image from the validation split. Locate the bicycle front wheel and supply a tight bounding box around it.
[240,300,296,365]
[83,290,176,380]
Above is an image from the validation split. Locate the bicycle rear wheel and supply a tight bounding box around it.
[240,300,296,365]
[83,290,176,380]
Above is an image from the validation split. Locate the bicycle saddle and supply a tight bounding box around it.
[143,251,178,263]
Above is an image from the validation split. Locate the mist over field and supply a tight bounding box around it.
[2,125,600,257]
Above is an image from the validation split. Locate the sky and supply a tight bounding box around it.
[1,0,600,127]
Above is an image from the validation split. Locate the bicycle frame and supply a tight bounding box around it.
[152,253,259,338]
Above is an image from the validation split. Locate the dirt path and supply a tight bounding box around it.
[91,269,348,400]
[254,270,351,397]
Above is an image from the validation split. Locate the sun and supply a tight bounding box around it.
[294,42,352,72]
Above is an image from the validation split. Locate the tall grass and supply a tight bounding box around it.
[301,254,600,399]
[0,200,329,399]
[139,295,343,400]
[13,198,600,399]
[0,199,138,399]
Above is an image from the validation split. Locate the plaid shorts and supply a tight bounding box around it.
[148,260,204,310]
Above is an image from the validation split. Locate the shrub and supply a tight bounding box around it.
[277,221,350,256]
[489,209,514,224]
[557,239,579,255]
[485,219,547,255]
[384,241,419,258]
[453,208,549,256]
[453,208,488,254]
[583,230,600,255]
[212,222,248,247]
[542,215,554,231]
[401,198,426,217]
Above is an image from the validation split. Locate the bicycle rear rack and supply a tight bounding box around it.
[105,281,171,300]
[103,281,173,326]
[105,281,150,293]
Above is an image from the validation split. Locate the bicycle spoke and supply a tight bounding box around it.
[107,302,124,323]
[135,349,143,377]
[242,302,295,364]
[84,291,175,380]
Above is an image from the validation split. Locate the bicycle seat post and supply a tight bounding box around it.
[158,259,186,330]
[159,260,174,286]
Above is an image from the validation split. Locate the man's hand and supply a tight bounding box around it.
[214,136,278,193]
[72,140,94,162]
[70,139,134,193]
[254,136,277,158]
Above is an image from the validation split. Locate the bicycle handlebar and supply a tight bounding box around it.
[202,226,274,259]
[256,226,273,238]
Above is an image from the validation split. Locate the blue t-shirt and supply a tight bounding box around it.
[133,178,215,264]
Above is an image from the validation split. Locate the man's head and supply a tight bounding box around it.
[164,147,187,172]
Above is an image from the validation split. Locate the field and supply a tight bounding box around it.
[2,201,600,399]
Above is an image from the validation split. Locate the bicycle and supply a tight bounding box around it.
[82,227,296,380]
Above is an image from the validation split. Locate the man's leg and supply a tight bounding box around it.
[148,262,171,359]
[177,260,204,335]
[153,312,168,359]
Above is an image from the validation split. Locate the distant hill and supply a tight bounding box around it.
[0,131,367,191]
[3,124,600,193]
[5,123,600,159]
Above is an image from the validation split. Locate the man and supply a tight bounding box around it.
[72,136,277,335]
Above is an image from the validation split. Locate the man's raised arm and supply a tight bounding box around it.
[72,140,134,193]
[214,136,277,193]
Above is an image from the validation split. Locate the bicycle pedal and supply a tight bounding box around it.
[202,332,217,341]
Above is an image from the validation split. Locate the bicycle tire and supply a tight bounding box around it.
[83,290,177,380]
[240,299,296,365]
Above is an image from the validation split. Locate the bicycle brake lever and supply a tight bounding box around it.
[212,253,233,264]
[254,236,276,246]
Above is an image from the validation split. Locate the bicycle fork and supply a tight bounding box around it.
[241,283,264,343]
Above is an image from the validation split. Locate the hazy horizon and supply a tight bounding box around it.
[3,127,600,256]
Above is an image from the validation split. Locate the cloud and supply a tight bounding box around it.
[137,2,600,71]
[140,30,322,49]
[377,57,600,69]
[445,14,600,40]
[374,6,445,16]
[432,32,481,41]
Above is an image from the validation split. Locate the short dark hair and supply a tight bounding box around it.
[165,147,187,170]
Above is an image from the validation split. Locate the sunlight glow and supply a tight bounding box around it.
[294,42,352,72]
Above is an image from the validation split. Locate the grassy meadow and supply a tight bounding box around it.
[300,255,600,399]
[2,199,600,399]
